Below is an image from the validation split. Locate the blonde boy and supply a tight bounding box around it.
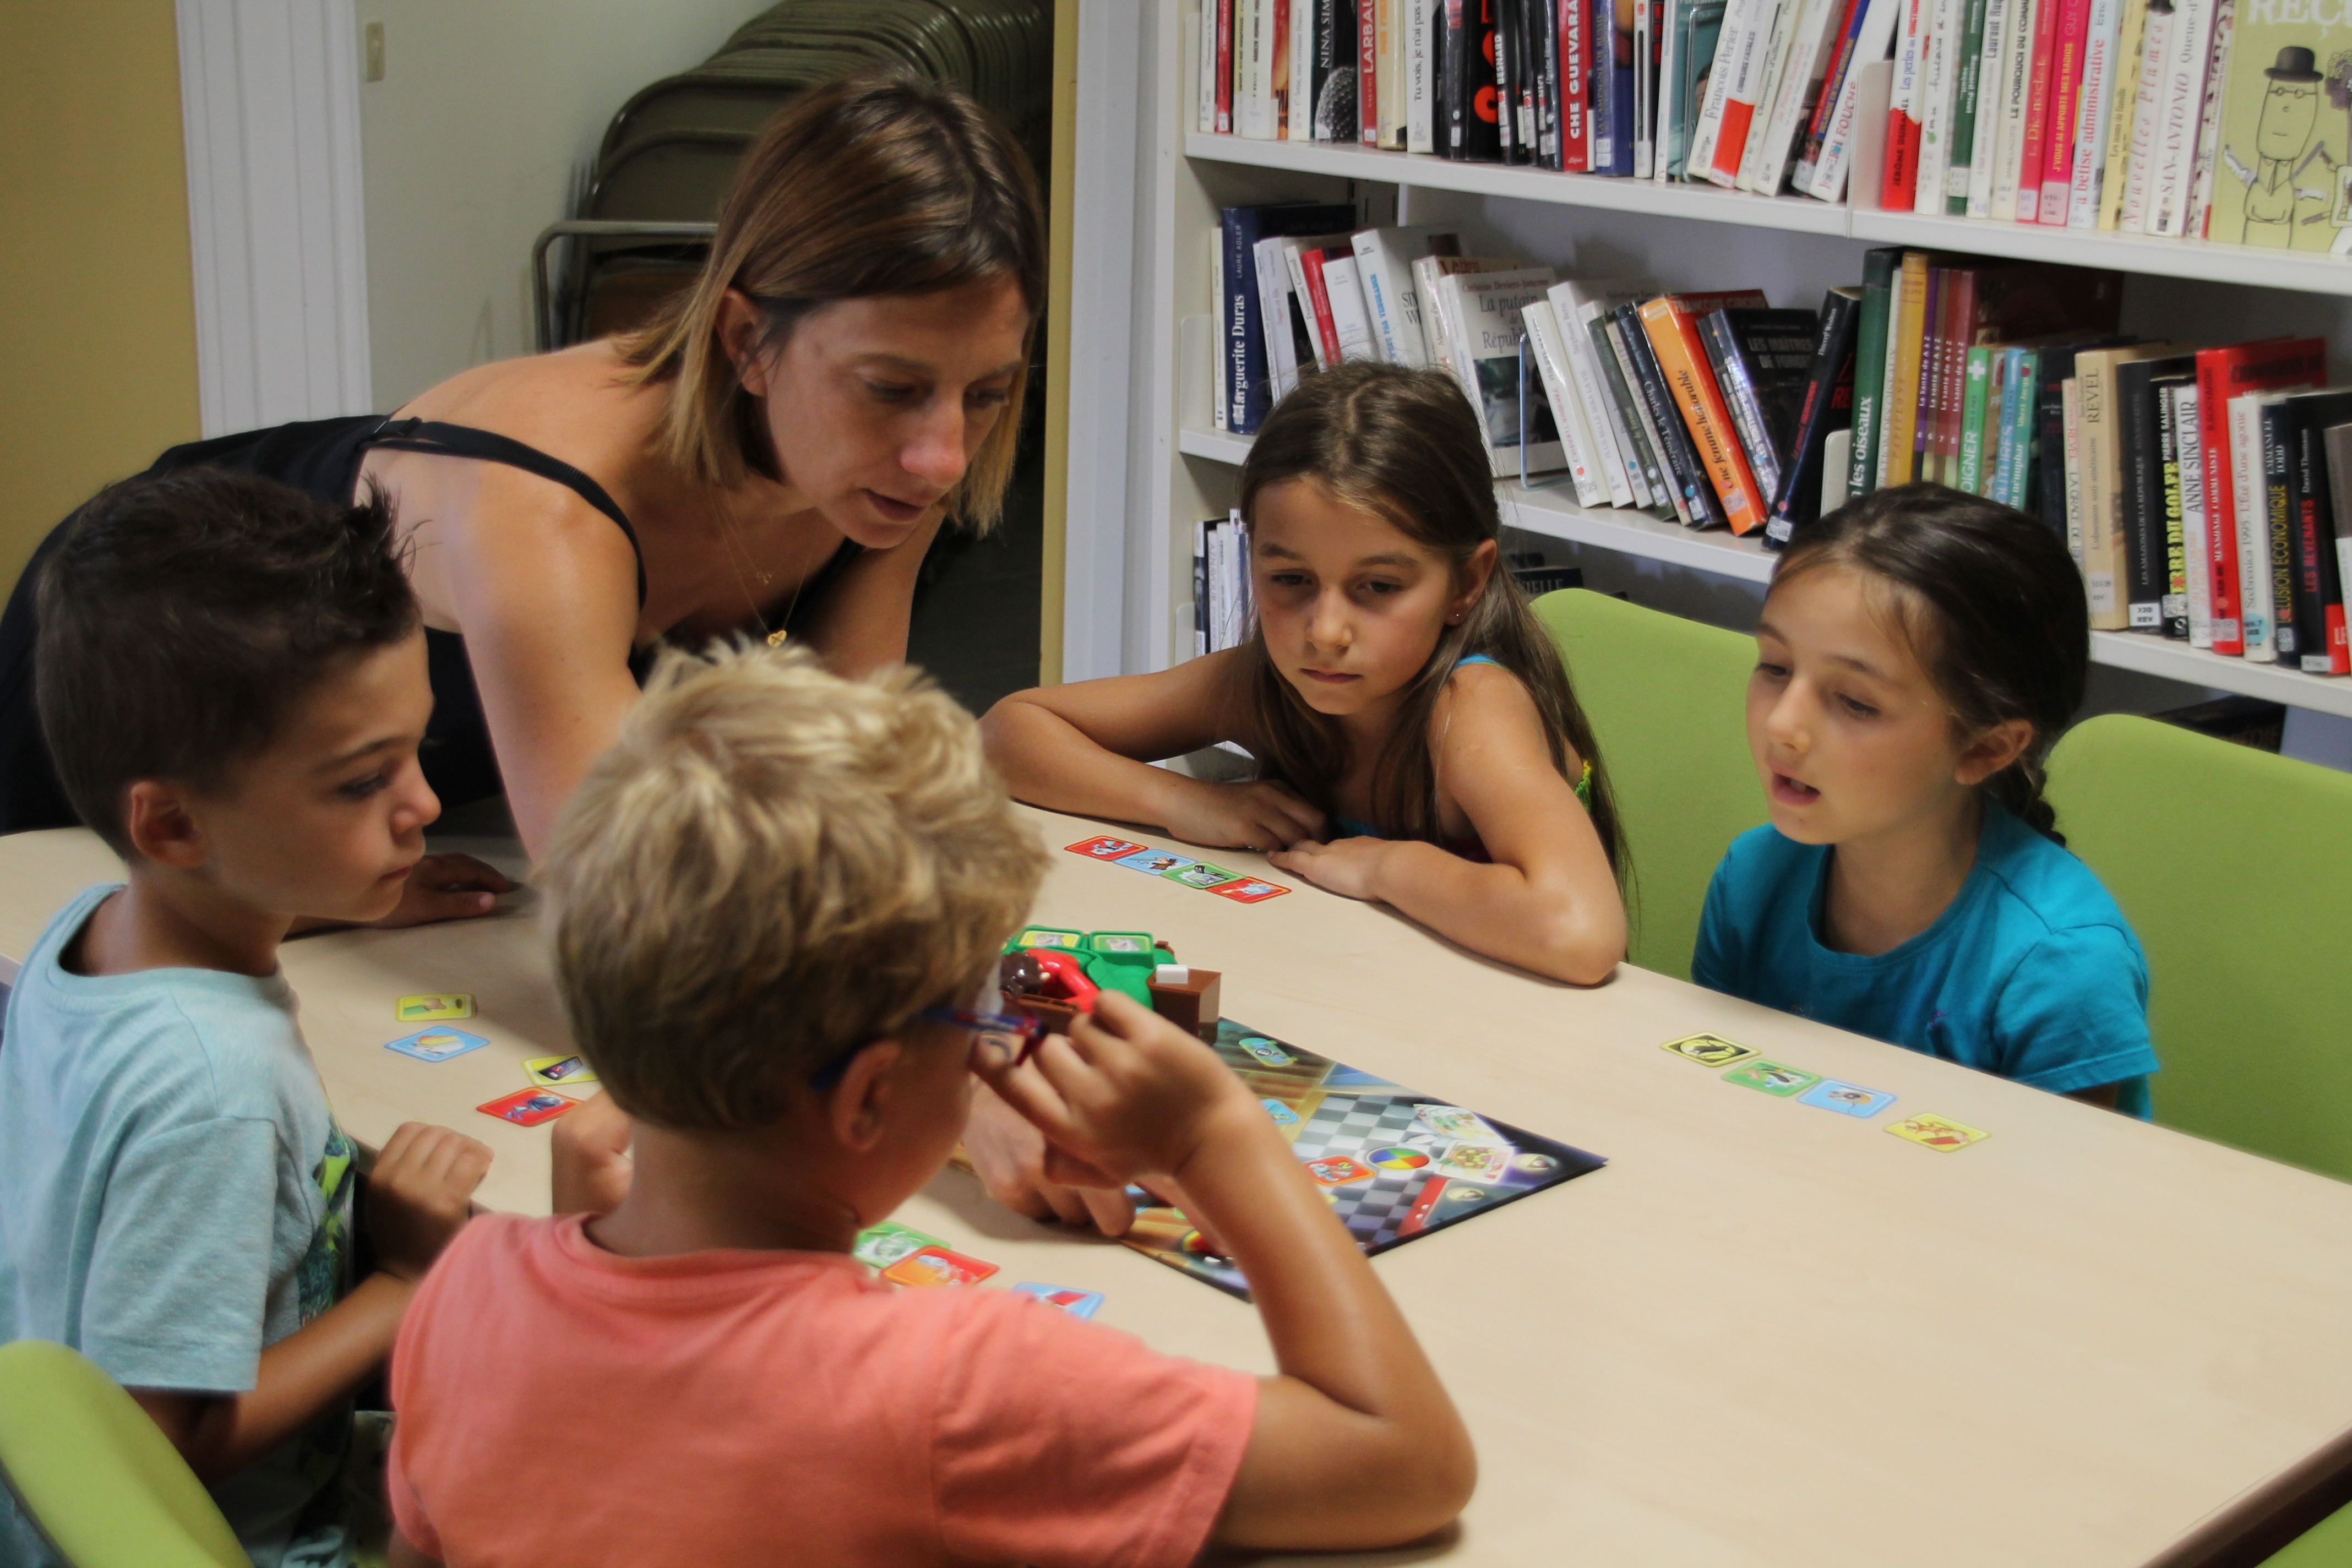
[386,644,1473,1567]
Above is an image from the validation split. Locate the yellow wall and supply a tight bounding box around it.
[0,0,202,594]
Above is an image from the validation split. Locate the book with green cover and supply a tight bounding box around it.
[1846,247,1904,496]
[1945,0,1992,213]
[1959,344,1995,491]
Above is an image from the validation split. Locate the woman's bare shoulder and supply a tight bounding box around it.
[389,343,668,470]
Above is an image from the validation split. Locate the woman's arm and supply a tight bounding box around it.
[980,652,1326,851]
[792,510,947,677]
[1270,665,1625,985]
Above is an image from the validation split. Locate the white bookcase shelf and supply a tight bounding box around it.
[1178,426,2352,719]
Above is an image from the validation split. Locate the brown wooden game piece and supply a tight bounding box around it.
[1006,994,1081,1038]
[1147,965,1222,1043]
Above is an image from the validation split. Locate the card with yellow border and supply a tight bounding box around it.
[1659,1033,1759,1069]
[1886,1113,1989,1151]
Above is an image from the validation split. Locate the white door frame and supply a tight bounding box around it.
[176,0,373,436]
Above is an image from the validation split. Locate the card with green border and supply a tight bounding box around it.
[1163,861,1239,889]
[1723,1059,1821,1096]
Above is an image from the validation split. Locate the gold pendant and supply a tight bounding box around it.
[766,629,789,647]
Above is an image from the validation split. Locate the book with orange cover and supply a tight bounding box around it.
[1640,291,1773,533]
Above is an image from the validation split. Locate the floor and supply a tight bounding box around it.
[906,434,1045,716]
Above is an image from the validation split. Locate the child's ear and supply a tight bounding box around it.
[823,1039,905,1153]
[1954,718,2034,787]
[123,781,211,870]
[716,288,775,397]
[1453,540,1500,621]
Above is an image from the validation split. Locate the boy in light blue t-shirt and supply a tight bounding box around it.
[1696,487,2157,1116]
[0,471,507,1565]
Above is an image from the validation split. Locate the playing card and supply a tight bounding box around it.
[1886,1113,1990,1151]
[1798,1079,1896,1118]
[1113,849,1197,877]
[1302,1155,1377,1186]
[1432,1141,1513,1182]
[1260,1097,1301,1124]
[523,1053,598,1088]
[1206,878,1289,902]
[476,1088,575,1126]
[852,1220,947,1268]
[1238,1036,1294,1066]
[1012,927,1085,951]
[1414,1104,1501,1142]
[1012,1283,1104,1319]
[1723,1059,1821,1097]
[1065,836,1146,859]
[1086,931,1157,954]
[384,1027,488,1063]
[1659,1033,1761,1068]
[1164,861,1239,889]
[882,1246,1000,1287]
[395,993,473,1022]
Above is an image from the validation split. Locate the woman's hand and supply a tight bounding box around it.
[1159,777,1326,853]
[372,853,518,928]
[962,1082,1138,1234]
[1267,835,1393,902]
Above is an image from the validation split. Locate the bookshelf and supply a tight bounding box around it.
[1060,2,2352,722]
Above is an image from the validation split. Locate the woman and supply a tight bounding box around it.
[0,68,1042,863]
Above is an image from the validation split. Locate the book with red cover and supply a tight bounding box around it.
[2038,0,2092,225]
[1300,246,1343,366]
[1360,0,1381,143]
[1561,0,1591,169]
[2194,339,2325,657]
[2016,0,2064,221]
[1217,0,1237,133]
[1882,0,1930,206]
[1639,291,1775,534]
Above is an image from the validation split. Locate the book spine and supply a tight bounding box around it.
[2064,0,2121,226]
[2116,0,2170,229]
[2037,0,2090,222]
[2290,413,2348,672]
[1990,349,2025,504]
[1379,0,1408,146]
[1218,0,1237,132]
[2146,0,2213,236]
[1959,345,1993,493]
[1939,0,1988,212]
[2062,375,2090,567]
[1608,306,1706,521]
[2095,0,2148,227]
[1253,236,1300,407]
[1288,0,1314,137]
[1703,313,1788,497]
[2015,0,2063,220]
[1594,307,1681,515]
[1407,0,1437,150]
[1526,302,1610,504]
[2078,354,2126,628]
[1594,0,1622,169]
[1885,254,1929,487]
[1736,0,1810,192]
[2011,351,2043,513]
[1352,233,1403,363]
[1221,211,1257,431]
[2183,0,2233,237]
[1579,304,1665,505]
[2029,353,2062,522]
[1883,0,1929,205]
[1770,288,1861,540]
[1690,0,1758,179]
[2117,364,2168,631]
[1358,0,1381,142]
[1711,0,1788,184]
[1956,0,2001,213]
[1301,247,1342,365]
[1562,0,1592,167]
[1988,0,2038,216]
[2158,380,2190,637]
[2262,399,2299,662]
[1641,298,1770,530]
[1796,0,1875,189]
[1320,252,1378,361]
[2176,384,2213,647]
[1536,0,1565,165]
[1915,0,1961,212]
[2234,394,2277,660]
[1194,519,1209,656]
[1496,0,1524,160]
[2193,349,2239,653]
[1212,232,1229,430]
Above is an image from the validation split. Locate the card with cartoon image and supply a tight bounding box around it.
[1886,1113,1989,1150]
[1660,1033,1761,1069]
[1723,1059,1821,1097]
[1432,1141,1514,1182]
[1113,849,1198,877]
[1798,1079,1896,1118]
[1165,861,1240,889]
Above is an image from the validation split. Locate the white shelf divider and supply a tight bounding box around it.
[1177,427,2352,716]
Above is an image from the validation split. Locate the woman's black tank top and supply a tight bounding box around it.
[0,414,862,834]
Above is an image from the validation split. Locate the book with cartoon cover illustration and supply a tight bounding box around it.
[1117,1019,1606,1300]
[2209,20,2352,252]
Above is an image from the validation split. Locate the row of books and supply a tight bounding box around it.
[1198,0,1886,199]
[1194,510,1256,656]
[1197,0,2352,255]
[1879,0,2349,254]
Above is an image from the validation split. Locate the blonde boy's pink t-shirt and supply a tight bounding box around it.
[389,1213,1256,1568]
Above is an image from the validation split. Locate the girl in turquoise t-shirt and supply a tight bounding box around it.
[1695,486,2157,1113]
[981,360,1626,987]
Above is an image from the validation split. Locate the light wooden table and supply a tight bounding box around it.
[5,807,2350,1568]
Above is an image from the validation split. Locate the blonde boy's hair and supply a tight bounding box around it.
[538,643,1047,1132]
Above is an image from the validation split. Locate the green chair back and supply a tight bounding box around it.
[1531,589,1766,979]
[2046,714,2352,1181]
[0,1340,245,1568]
[2260,1499,2352,1566]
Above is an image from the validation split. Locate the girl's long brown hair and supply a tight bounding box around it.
[617,68,1045,530]
[1235,361,1625,874]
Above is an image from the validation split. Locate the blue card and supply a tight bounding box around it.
[385,1026,489,1063]
[1012,1283,1103,1319]
[1112,848,1198,877]
[1261,1097,1300,1124]
[1798,1078,1896,1118]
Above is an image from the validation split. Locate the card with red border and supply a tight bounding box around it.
[1303,1155,1376,1186]
[882,1245,1000,1287]
[1207,876,1290,903]
[476,1088,576,1126]
[1065,836,1147,859]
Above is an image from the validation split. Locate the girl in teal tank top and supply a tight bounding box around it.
[980,362,1629,986]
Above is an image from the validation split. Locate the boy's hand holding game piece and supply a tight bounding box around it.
[549,1091,634,1216]
[366,1121,493,1283]
[961,1086,1140,1234]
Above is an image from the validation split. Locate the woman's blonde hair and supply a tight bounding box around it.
[538,641,1047,1133]
[617,68,1046,530]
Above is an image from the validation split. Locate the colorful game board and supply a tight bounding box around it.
[1120,1019,1605,1299]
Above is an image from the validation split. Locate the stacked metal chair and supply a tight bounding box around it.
[535,0,1050,350]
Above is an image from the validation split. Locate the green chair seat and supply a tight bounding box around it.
[2046,713,2352,1182]
[1531,589,1766,979]
[2260,1498,2352,1565]
[0,1339,244,1568]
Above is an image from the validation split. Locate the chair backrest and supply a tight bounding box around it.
[1531,589,1766,979]
[2046,714,2352,1181]
[0,1340,246,1568]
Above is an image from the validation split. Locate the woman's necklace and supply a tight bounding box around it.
[711,498,798,647]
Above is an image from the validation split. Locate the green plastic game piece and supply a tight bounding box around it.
[1722,1060,1821,1097]
[1078,930,1158,1006]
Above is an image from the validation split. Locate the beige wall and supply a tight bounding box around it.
[0,0,202,593]
[358,0,758,410]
